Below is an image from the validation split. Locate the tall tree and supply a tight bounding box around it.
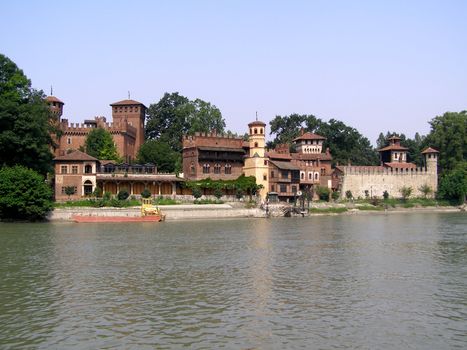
[0,54,54,174]
[137,139,180,173]
[84,127,120,161]
[145,92,226,153]
[424,111,466,172]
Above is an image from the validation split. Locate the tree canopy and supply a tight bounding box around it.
[137,139,181,173]
[145,92,226,152]
[268,114,379,165]
[0,54,54,174]
[84,127,120,161]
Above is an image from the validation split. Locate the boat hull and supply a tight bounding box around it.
[72,215,163,223]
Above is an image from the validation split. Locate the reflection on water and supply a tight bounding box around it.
[0,213,466,349]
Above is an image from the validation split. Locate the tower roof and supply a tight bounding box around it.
[421,147,439,154]
[53,150,98,162]
[248,120,266,127]
[377,144,408,152]
[293,132,326,142]
[110,99,146,108]
[45,96,64,104]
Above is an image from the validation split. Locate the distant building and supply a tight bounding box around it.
[46,96,146,163]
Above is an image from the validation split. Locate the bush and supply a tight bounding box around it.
[192,186,202,200]
[214,187,223,200]
[383,190,389,200]
[316,186,330,201]
[331,191,340,201]
[64,186,76,199]
[93,187,102,198]
[103,191,112,200]
[117,188,129,200]
[345,190,353,200]
[141,188,151,198]
[235,188,244,200]
[437,162,467,204]
[399,186,413,201]
[0,166,53,221]
[418,184,432,199]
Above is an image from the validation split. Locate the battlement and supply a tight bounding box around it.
[184,132,244,140]
[183,132,244,149]
[342,165,429,175]
[60,117,137,138]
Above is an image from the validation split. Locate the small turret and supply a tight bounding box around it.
[247,120,266,158]
[422,147,439,173]
[46,95,64,120]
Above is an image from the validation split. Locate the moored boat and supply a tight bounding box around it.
[72,214,164,223]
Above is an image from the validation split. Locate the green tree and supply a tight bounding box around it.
[117,188,129,201]
[0,166,53,220]
[424,111,466,172]
[84,127,120,161]
[64,186,75,200]
[0,54,54,175]
[316,186,330,201]
[437,162,467,204]
[192,186,202,200]
[141,188,151,198]
[137,139,180,173]
[418,184,432,199]
[399,186,413,201]
[145,92,226,153]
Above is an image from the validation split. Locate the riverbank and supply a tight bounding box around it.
[48,203,464,222]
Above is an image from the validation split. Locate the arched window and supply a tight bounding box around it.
[308,172,312,180]
[260,128,263,134]
[301,172,305,180]
[254,142,258,148]
[83,180,93,196]
[315,172,319,180]
[190,162,195,175]
[203,164,210,174]
[214,163,221,174]
[254,128,257,134]
[84,164,92,174]
[225,164,232,174]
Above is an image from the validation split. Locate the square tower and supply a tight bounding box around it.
[110,99,147,151]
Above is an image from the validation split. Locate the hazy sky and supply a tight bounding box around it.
[2,0,466,144]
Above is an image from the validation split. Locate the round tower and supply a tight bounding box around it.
[45,96,64,120]
[421,147,439,195]
[243,119,268,199]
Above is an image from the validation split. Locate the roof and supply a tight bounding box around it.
[292,153,332,161]
[266,151,292,160]
[269,160,300,171]
[388,135,401,141]
[54,150,98,162]
[293,132,326,142]
[96,174,184,182]
[378,144,409,152]
[198,146,246,153]
[383,162,417,169]
[421,147,439,154]
[46,96,64,104]
[248,120,266,127]
[110,99,146,108]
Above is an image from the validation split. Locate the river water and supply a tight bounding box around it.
[0,212,466,349]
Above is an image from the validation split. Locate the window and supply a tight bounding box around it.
[254,142,258,148]
[321,168,326,175]
[61,165,67,174]
[254,128,258,134]
[271,171,275,178]
[83,180,93,195]
[315,172,319,180]
[203,164,210,174]
[264,160,268,166]
[190,162,195,175]
[214,163,221,174]
[84,165,92,174]
[260,128,263,134]
[71,165,78,174]
[281,170,288,179]
[263,174,267,181]
[308,172,312,180]
[292,186,297,194]
[280,184,287,193]
[225,164,232,174]
[301,172,305,180]
[67,137,72,145]
[271,185,275,192]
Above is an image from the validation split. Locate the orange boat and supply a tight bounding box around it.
[71,214,164,223]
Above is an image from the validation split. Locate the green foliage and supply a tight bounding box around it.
[383,190,389,199]
[309,207,348,214]
[192,186,202,200]
[377,131,425,166]
[0,166,53,220]
[117,188,129,201]
[213,186,223,200]
[345,190,353,200]
[145,92,226,153]
[103,191,112,201]
[268,114,378,165]
[399,186,413,201]
[0,54,54,175]
[418,184,432,199]
[356,205,384,211]
[137,139,180,173]
[186,175,260,199]
[153,196,179,205]
[364,190,369,199]
[331,191,340,201]
[92,187,102,198]
[55,198,141,208]
[235,188,244,199]
[424,111,466,172]
[316,186,330,201]
[84,127,120,161]
[64,186,75,199]
[141,188,151,198]
[437,162,467,204]
[194,198,224,204]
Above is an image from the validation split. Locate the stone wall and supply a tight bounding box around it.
[340,166,437,198]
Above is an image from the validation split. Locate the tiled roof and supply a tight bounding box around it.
[248,120,266,126]
[110,99,146,107]
[378,144,409,152]
[421,147,439,154]
[198,146,245,153]
[269,160,300,171]
[293,132,326,142]
[45,96,64,104]
[383,162,417,169]
[266,151,292,160]
[292,153,332,161]
[54,150,98,162]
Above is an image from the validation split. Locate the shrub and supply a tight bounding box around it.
[103,191,112,200]
[437,162,467,204]
[93,187,102,198]
[316,186,330,201]
[345,190,353,200]
[192,186,202,200]
[399,186,413,201]
[141,188,151,198]
[331,191,340,201]
[418,184,432,199]
[117,188,130,201]
[383,190,389,200]
[235,188,244,200]
[364,190,369,199]
[64,186,76,199]
[214,187,223,200]
[0,166,53,221]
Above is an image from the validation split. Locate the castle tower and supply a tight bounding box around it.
[45,95,64,121]
[378,135,409,164]
[110,99,147,151]
[422,147,439,194]
[243,120,268,199]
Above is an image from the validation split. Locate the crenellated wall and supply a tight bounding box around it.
[340,165,437,198]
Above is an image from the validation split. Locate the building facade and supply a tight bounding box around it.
[46,96,146,163]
